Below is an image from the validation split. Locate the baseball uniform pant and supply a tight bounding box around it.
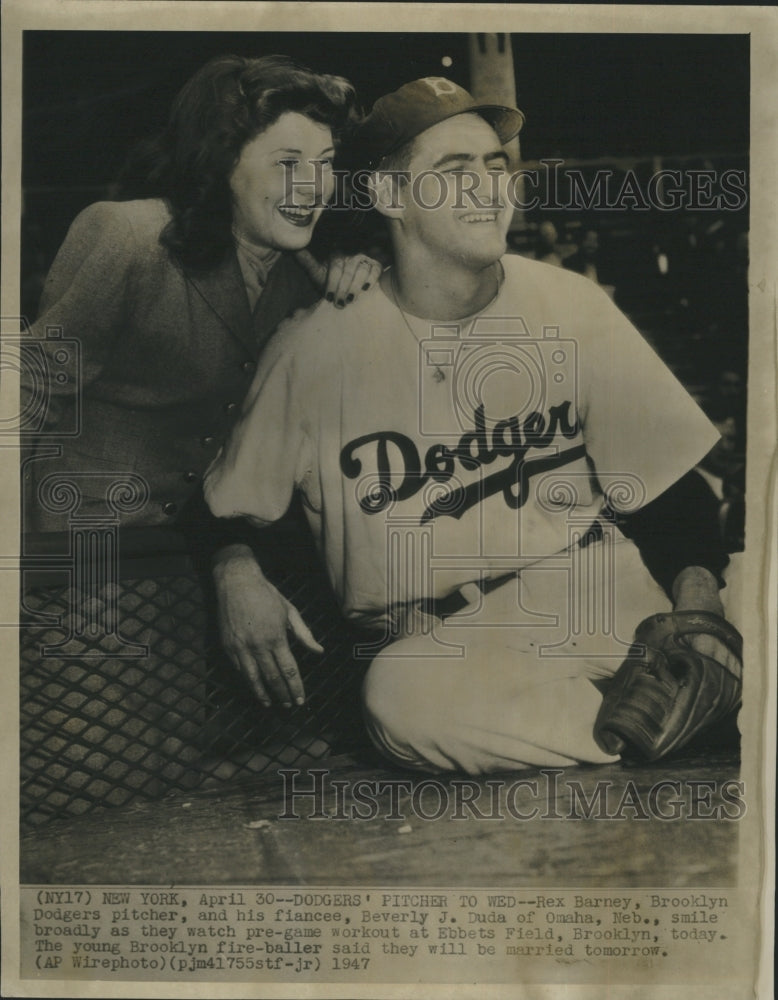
[362,535,742,775]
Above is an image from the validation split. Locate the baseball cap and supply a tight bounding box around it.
[356,76,525,168]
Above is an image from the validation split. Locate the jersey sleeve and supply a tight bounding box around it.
[614,469,730,597]
[204,321,313,527]
[577,280,721,514]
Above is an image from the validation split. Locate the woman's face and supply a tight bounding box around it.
[229,111,336,251]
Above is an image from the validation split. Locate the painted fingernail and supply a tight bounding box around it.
[362,282,370,290]
[325,292,334,302]
[346,293,354,303]
[336,299,344,308]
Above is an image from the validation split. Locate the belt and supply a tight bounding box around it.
[420,519,605,621]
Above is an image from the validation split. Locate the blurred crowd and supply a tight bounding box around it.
[511,209,748,551]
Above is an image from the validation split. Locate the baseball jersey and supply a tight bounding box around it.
[205,254,720,628]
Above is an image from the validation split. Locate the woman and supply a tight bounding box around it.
[20,54,379,821]
[23,54,379,530]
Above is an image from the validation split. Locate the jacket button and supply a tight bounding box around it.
[162,501,178,517]
[201,435,215,447]
[225,401,238,413]
[241,360,256,374]
[183,470,199,483]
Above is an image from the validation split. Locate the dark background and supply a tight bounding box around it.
[23,31,749,188]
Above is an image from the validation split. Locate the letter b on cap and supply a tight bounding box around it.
[423,77,458,98]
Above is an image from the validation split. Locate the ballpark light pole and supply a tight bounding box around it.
[468,32,523,224]
[468,32,521,163]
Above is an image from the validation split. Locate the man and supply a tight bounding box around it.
[535,220,563,267]
[563,228,600,282]
[205,79,741,774]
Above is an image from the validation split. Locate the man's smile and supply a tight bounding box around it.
[459,210,500,223]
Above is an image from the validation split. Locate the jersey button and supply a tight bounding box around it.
[162,501,178,517]
[183,470,199,483]
[201,435,215,447]
[241,360,255,374]
[224,401,238,414]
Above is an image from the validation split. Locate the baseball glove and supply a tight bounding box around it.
[594,611,742,761]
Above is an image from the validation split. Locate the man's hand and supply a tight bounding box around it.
[594,566,742,760]
[672,566,739,676]
[212,544,323,708]
[296,249,382,307]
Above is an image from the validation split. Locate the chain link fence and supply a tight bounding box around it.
[20,522,375,829]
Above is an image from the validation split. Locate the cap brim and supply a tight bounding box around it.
[473,104,525,144]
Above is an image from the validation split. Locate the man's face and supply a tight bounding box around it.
[396,113,512,266]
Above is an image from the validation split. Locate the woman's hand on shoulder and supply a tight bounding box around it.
[296,249,382,307]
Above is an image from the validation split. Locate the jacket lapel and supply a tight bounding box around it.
[187,251,321,360]
[185,252,255,358]
[252,254,320,355]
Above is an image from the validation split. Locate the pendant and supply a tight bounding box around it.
[433,367,446,383]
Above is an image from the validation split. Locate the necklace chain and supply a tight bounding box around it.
[389,264,504,383]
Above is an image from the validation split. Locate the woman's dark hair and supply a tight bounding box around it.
[118,54,357,270]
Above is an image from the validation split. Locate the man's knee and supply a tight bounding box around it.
[362,647,440,767]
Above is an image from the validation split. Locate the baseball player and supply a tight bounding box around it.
[205,79,742,774]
